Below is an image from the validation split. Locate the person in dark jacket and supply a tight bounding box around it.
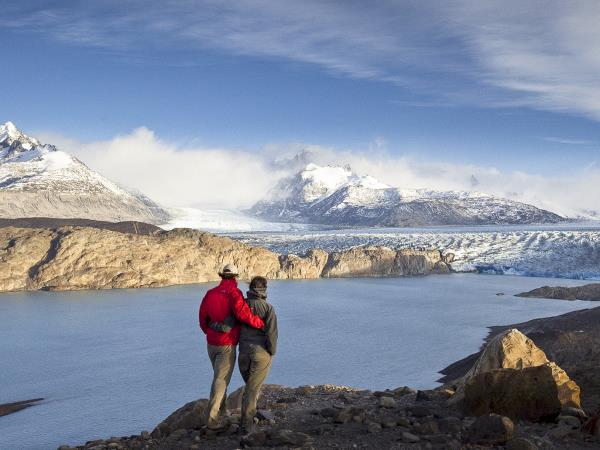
[210,275,278,434]
[199,264,264,430]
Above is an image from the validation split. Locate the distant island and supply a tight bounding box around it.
[517,283,600,301]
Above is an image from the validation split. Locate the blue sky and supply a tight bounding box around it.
[2,0,600,213]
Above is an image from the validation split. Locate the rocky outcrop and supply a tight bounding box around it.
[447,329,581,421]
[439,307,600,411]
[321,246,445,278]
[0,226,450,292]
[517,283,600,301]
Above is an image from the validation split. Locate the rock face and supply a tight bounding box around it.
[0,226,449,292]
[439,307,600,410]
[517,283,600,301]
[448,329,580,421]
[321,246,444,278]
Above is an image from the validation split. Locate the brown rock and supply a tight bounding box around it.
[463,363,580,422]
[450,329,565,405]
[466,414,514,445]
[506,437,539,450]
[151,399,208,437]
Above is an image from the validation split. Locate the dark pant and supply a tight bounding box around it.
[238,344,272,429]
[206,344,236,426]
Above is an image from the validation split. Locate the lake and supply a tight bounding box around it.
[0,274,592,449]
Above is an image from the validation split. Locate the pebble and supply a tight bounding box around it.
[320,407,337,418]
[466,414,514,445]
[410,405,431,418]
[256,409,275,421]
[415,418,439,435]
[506,437,539,450]
[401,431,420,443]
[379,396,396,408]
[557,415,581,428]
[366,421,382,434]
[392,386,416,396]
[438,416,462,434]
[382,419,397,428]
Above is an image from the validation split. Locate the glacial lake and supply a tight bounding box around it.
[0,274,592,450]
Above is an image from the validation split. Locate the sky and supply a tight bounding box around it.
[2,0,600,215]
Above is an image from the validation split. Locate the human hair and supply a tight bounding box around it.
[249,276,267,290]
[220,273,237,280]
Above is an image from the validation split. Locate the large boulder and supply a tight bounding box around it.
[151,399,208,438]
[450,329,549,403]
[463,364,575,422]
[452,329,580,421]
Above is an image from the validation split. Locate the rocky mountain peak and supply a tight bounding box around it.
[0,122,170,224]
[0,121,41,152]
[250,158,565,227]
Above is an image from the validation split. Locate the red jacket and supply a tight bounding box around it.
[199,279,265,346]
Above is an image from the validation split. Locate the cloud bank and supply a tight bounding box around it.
[8,0,600,121]
[39,128,600,218]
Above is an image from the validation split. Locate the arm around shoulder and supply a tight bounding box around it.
[229,288,265,329]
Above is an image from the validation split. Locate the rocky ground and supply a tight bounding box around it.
[0,225,451,292]
[58,326,600,450]
[58,384,600,450]
[516,284,600,301]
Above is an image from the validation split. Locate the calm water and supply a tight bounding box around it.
[0,274,591,450]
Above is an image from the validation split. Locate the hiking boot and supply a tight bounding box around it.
[240,422,256,435]
[206,418,230,432]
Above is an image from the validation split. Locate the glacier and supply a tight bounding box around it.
[226,223,600,280]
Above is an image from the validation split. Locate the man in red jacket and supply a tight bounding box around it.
[199,264,265,430]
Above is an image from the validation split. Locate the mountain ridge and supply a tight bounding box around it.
[250,162,566,227]
[0,122,169,224]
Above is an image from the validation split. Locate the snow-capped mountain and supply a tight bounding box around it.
[0,121,169,224]
[249,163,566,226]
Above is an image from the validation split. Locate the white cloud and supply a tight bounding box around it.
[9,1,600,120]
[452,0,600,120]
[539,137,595,145]
[38,128,282,210]
[38,127,600,218]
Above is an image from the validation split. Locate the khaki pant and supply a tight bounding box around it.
[206,344,236,426]
[238,345,273,429]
